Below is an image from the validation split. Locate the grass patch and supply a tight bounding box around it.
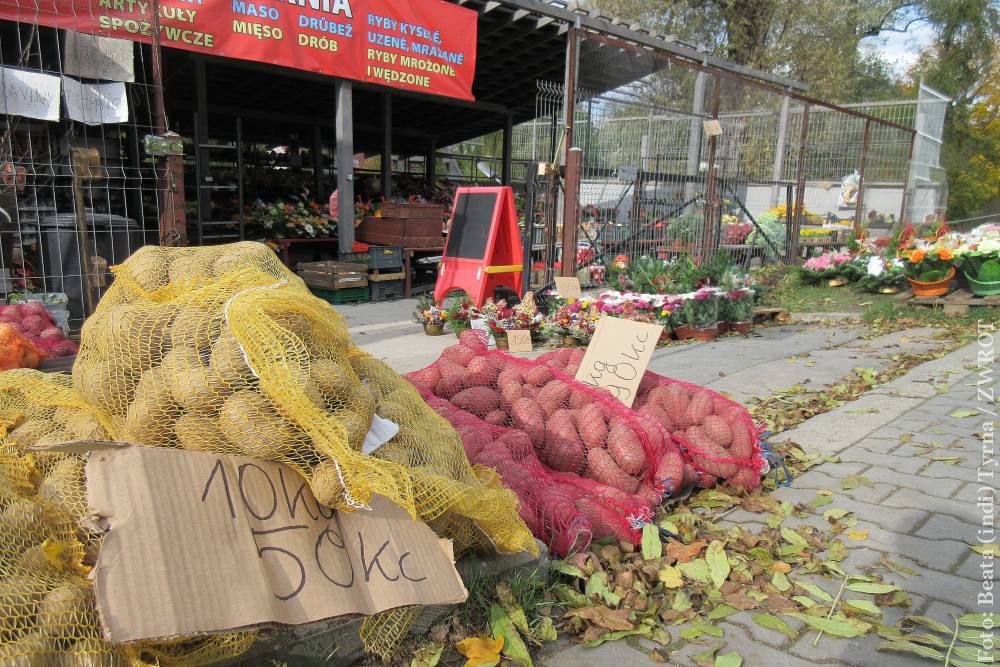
[754,265,1000,328]
[458,566,557,634]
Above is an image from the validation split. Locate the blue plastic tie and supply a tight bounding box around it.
[759,432,792,488]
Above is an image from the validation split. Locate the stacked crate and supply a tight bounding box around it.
[341,245,405,301]
[296,260,370,305]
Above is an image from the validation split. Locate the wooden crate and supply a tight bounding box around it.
[907,288,1000,316]
[356,216,443,248]
[378,202,445,219]
[368,270,406,282]
[296,260,368,290]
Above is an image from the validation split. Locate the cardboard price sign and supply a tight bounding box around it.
[506,329,533,352]
[84,443,467,642]
[553,276,583,299]
[574,315,663,407]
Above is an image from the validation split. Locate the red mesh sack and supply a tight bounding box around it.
[631,371,767,491]
[415,387,593,556]
[406,330,675,552]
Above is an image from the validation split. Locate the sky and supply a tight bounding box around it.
[863,21,937,77]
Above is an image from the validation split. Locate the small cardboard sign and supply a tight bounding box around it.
[506,329,533,353]
[574,315,664,407]
[84,443,467,642]
[554,276,583,299]
[703,119,724,137]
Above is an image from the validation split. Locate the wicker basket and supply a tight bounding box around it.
[965,270,1000,297]
[907,267,955,297]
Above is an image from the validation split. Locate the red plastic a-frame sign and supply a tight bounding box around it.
[434,186,523,306]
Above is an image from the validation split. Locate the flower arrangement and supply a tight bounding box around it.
[413,295,448,326]
[799,250,853,284]
[247,200,336,238]
[445,297,476,334]
[899,245,954,283]
[478,299,544,336]
[682,288,720,329]
[721,287,754,322]
[953,229,1000,284]
[546,298,603,341]
[722,222,753,245]
[855,256,908,293]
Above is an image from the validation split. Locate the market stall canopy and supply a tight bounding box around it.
[159,0,805,154]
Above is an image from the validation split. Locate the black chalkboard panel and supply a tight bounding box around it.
[445,192,498,260]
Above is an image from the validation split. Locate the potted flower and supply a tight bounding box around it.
[682,288,719,341]
[855,256,908,294]
[721,287,754,334]
[413,296,448,335]
[900,245,955,297]
[445,297,476,337]
[955,231,1000,296]
[799,251,853,286]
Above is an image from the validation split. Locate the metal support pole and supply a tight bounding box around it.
[561,147,582,277]
[312,124,324,199]
[853,119,871,238]
[685,68,707,201]
[790,104,810,263]
[899,133,916,225]
[194,59,209,246]
[426,137,437,191]
[501,110,513,185]
[522,175,535,295]
[557,21,580,278]
[770,93,791,207]
[381,92,392,199]
[336,80,355,255]
[701,76,721,261]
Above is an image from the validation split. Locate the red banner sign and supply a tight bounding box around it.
[0,0,478,100]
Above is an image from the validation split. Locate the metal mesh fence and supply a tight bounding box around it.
[1,22,164,331]
[499,31,947,281]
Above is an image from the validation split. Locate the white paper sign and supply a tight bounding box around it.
[470,318,497,349]
[62,76,129,125]
[64,31,135,82]
[0,67,60,121]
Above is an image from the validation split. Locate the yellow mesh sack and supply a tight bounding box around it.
[0,370,254,665]
[0,242,534,660]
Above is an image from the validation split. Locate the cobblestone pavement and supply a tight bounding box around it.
[539,338,990,667]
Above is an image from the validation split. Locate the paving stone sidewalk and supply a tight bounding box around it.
[540,339,989,667]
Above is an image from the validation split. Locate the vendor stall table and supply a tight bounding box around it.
[404,247,443,298]
[270,237,338,267]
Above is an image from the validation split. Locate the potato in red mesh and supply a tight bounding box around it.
[543,410,584,472]
[510,397,545,447]
[466,355,500,387]
[442,344,476,367]
[586,447,639,493]
[702,414,733,448]
[729,420,754,460]
[606,417,647,475]
[524,365,553,386]
[477,441,513,470]
[684,425,738,478]
[537,379,571,417]
[574,496,622,540]
[576,402,607,449]
[540,348,571,370]
[407,365,440,391]
[457,424,492,460]
[497,366,524,390]
[499,383,523,411]
[451,386,500,418]
[663,383,691,428]
[637,402,673,431]
[497,430,534,462]
[728,466,760,492]
[654,447,685,495]
[435,374,465,400]
[635,482,663,508]
[485,410,507,426]
[685,390,715,426]
[568,388,595,410]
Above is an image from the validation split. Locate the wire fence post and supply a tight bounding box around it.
[899,131,916,225]
[771,93,791,207]
[701,75,722,262]
[560,20,580,277]
[853,119,871,239]
[790,103,810,263]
